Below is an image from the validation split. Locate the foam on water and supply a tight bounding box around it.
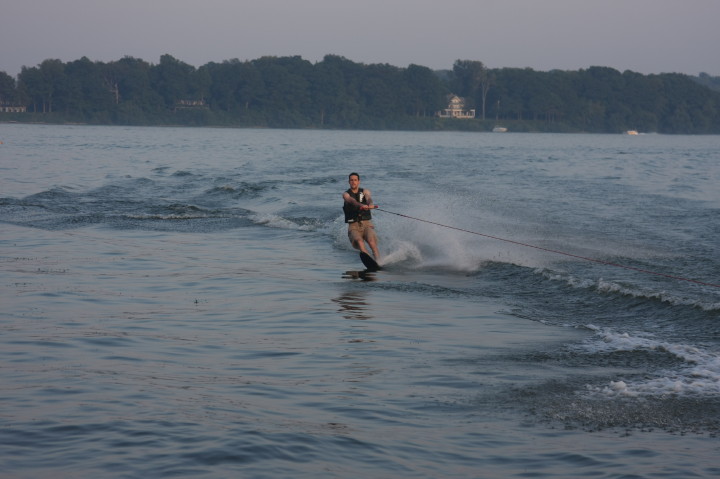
[376,241,422,267]
[249,213,318,231]
[580,326,720,398]
[375,205,560,273]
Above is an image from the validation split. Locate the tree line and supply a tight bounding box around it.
[1,54,720,133]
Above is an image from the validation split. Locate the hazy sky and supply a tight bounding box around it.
[2,0,719,78]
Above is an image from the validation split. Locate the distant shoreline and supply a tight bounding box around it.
[0,118,660,135]
[4,56,720,134]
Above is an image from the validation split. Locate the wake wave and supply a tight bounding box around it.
[249,213,323,231]
[579,326,720,398]
[540,269,720,311]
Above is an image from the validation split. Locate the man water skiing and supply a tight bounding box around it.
[342,172,380,263]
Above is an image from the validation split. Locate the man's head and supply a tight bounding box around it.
[348,172,360,190]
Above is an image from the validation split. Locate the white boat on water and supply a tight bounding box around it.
[492,126,508,133]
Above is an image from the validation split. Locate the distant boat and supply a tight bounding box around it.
[625,130,639,135]
[492,126,508,133]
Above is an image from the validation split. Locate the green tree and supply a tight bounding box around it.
[359,63,404,121]
[151,54,197,108]
[491,68,533,120]
[204,60,241,112]
[403,64,447,117]
[109,56,164,123]
[63,57,115,119]
[0,71,17,104]
[18,60,64,113]
[312,55,363,127]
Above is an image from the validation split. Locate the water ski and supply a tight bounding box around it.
[359,252,381,271]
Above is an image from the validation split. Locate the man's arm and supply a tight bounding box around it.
[343,191,365,209]
[363,189,374,209]
[342,191,356,205]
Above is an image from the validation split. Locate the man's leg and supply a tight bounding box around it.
[364,225,380,260]
[349,224,369,254]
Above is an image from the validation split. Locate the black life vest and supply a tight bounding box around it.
[343,188,372,223]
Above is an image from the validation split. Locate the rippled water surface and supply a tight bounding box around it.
[1,124,719,478]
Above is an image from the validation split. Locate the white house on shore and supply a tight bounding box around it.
[0,104,27,113]
[437,95,475,119]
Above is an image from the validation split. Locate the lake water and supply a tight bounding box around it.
[1,124,719,478]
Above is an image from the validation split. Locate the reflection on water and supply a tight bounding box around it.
[332,289,383,386]
[332,290,373,321]
[341,270,377,281]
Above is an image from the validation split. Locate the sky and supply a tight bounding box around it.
[2,0,719,78]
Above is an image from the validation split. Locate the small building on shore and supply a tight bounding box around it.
[0,103,27,113]
[437,95,475,119]
[174,99,208,111]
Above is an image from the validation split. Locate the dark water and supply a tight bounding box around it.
[1,124,719,478]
